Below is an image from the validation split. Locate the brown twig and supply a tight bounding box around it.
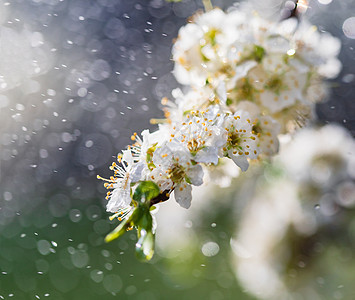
[149,190,171,206]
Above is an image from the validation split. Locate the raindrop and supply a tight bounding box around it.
[342,74,354,83]
[70,250,89,268]
[201,242,220,257]
[47,89,56,96]
[314,204,320,210]
[39,149,48,158]
[298,261,306,268]
[90,270,104,283]
[37,240,51,255]
[3,191,12,201]
[69,209,82,222]
[103,275,123,293]
[184,220,192,228]
[343,17,355,39]
[16,103,25,111]
[125,285,137,295]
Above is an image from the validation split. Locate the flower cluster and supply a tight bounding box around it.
[173,7,340,132]
[100,106,259,212]
[98,6,341,260]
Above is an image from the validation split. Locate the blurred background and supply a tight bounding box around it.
[0,0,354,299]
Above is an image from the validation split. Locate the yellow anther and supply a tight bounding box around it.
[161,97,169,105]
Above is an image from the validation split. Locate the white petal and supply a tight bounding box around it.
[186,164,204,186]
[122,149,134,167]
[130,162,145,182]
[229,151,249,172]
[106,187,131,213]
[194,147,219,165]
[174,183,192,209]
[216,81,227,103]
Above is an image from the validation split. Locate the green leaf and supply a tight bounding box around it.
[105,218,130,243]
[133,181,160,203]
[135,229,155,262]
[104,207,143,243]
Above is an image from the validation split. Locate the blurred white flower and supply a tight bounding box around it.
[278,124,355,186]
[232,124,355,299]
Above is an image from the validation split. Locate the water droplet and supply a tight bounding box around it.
[69,209,82,222]
[314,204,320,210]
[343,17,355,39]
[37,240,51,255]
[85,140,93,148]
[201,242,220,257]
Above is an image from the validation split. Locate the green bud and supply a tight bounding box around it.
[133,181,160,204]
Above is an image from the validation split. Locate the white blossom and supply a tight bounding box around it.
[221,110,259,171]
[99,149,145,213]
[152,141,204,208]
[236,101,280,156]
[172,108,226,165]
